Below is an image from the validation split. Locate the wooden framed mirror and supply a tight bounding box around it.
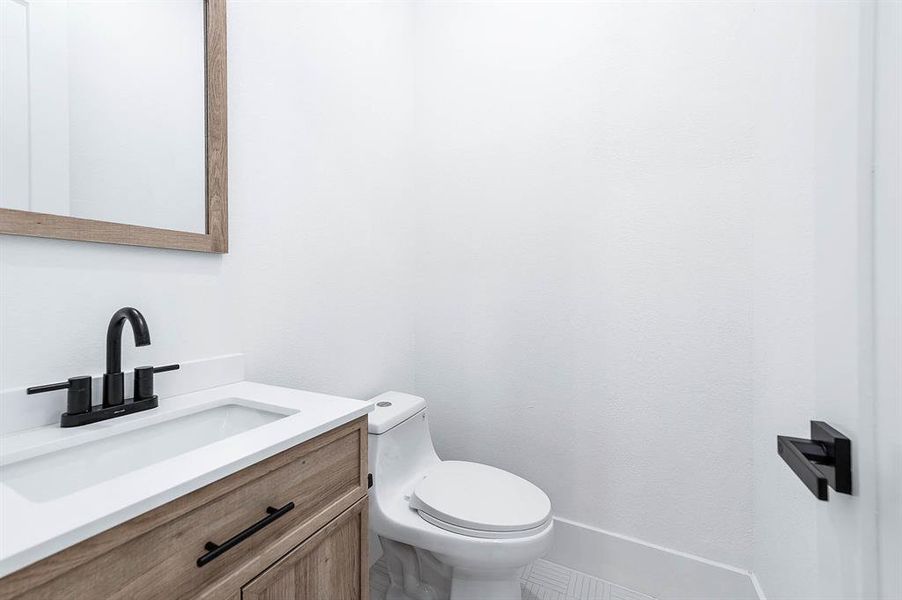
[0,0,227,253]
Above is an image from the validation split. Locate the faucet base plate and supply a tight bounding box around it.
[60,395,158,428]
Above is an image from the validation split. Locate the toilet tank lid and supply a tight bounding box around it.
[367,391,426,434]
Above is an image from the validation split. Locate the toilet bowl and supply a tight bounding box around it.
[367,392,553,600]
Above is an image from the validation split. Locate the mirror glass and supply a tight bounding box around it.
[0,0,206,233]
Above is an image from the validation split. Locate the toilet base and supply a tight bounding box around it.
[377,537,450,600]
[375,537,523,600]
[449,567,521,600]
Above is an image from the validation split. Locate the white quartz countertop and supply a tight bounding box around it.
[0,381,373,578]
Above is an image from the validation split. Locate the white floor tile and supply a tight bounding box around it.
[370,556,658,600]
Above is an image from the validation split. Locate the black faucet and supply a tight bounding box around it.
[27,307,179,427]
[103,307,151,407]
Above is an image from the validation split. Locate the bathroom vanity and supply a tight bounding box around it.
[0,382,373,600]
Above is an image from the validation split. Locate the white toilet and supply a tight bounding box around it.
[367,392,553,600]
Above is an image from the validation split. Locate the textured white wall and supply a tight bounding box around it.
[751,4,885,598]
[874,3,902,598]
[412,0,885,592]
[225,0,416,400]
[412,1,758,569]
[411,1,883,577]
[0,237,241,390]
[747,3,820,595]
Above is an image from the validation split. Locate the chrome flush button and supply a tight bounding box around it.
[377,401,392,407]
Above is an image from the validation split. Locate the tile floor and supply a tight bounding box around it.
[370,558,656,600]
[519,559,655,600]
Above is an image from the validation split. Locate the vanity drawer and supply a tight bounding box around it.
[0,417,368,600]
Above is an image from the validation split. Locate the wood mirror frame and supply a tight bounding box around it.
[0,0,228,253]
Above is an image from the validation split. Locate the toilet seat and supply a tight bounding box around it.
[409,461,552,539]
[417,510,551,540]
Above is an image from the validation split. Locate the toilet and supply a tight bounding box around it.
[367,392,553,600]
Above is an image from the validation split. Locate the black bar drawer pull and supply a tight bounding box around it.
[777,421,851,501]
[196,502,295,567]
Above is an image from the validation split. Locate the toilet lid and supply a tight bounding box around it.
[409,461,551,534]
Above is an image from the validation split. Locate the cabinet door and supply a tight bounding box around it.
[242,497,368,600]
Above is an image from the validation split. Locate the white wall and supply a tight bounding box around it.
[412,0,759,569]
[225,0,416,400]
[874,3,902,598]
[747,4,820,596]
[0,237,242,390]
[811,4,879,598]
[0,2,416,405]
[751,4,888,598]
[411,1,885,583]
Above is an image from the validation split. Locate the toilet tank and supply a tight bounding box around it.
[367,392,440,490]
[368,391,426,434]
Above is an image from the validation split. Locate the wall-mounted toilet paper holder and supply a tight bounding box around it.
[777,421,852,501]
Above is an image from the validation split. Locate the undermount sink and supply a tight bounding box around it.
[0,401,290,502]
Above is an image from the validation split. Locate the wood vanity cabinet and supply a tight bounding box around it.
[0,417,369,600]
[241,498,366,600]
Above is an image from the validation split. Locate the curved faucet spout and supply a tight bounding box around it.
[106,307,151,374]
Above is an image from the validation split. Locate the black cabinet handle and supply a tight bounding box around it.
[196,502,294,567]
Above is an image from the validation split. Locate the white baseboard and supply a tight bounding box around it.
[547,517,764,600]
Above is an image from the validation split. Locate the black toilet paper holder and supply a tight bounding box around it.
[777,421,851,501]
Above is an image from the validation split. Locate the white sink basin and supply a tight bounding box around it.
[1,401,290,502]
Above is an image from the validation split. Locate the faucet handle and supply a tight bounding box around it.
[134,364,180,401]
[27,380,72,394]
[27,376,93,416]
